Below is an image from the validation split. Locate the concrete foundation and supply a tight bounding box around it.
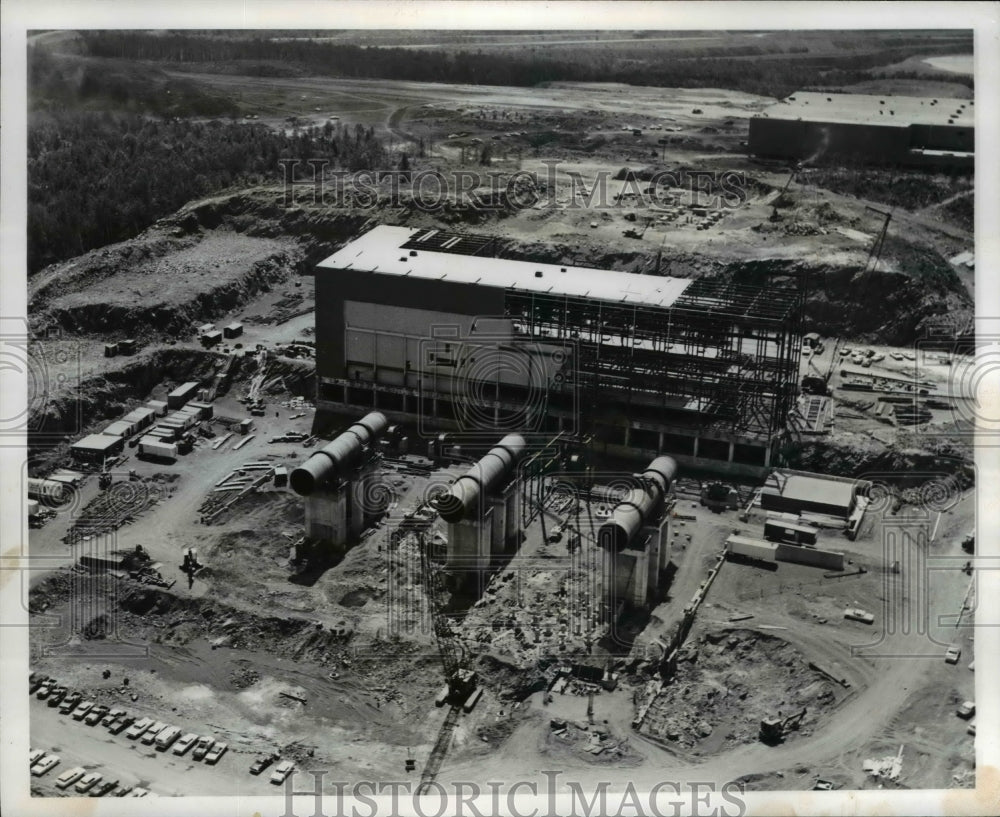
[604,514,670,610]
[303,460,380,546]
[446,481,519,571]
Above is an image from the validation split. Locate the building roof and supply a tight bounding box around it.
[781,474,855,510]
[317,225,693,309]
[168,382,199,396]
[756,91,973,129]
[71,433,123,452]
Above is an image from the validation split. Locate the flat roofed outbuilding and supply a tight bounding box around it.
[70,433,125,461]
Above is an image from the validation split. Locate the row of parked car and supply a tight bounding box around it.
[32,670,296,786]
[31,671,228,764]
[29,749,151,797]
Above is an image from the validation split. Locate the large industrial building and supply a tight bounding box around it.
[311,225,804,473]
[748,91,974,168]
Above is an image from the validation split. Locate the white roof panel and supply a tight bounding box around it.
[317,225,692,309]
[757,91,973,129]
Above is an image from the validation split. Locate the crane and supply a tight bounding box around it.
[415,531,482,795]
[759,707,807,744]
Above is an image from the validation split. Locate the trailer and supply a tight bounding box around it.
[725,535,778,566]
[186,401,214,420]
[138,438,178,462]
[154,725,182,751]
[764,520,818,546]
[28,478,69,504]
[223,322,243,339]
[167,382,200,409]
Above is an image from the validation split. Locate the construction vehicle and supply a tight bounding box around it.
[623,217,652,240]
[801,338,841,396]
[415,531,482,795]
[759,707,807,744]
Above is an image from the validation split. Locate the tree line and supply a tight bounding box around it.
[28,112,387,273]
[78,31,973,98]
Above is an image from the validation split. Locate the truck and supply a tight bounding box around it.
[138,438,178,462]
[154,725,181,751]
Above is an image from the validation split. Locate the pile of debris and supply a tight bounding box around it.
[863,745,904,782]
[546,718,637,763]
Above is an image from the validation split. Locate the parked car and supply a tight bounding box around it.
[85,705,110,726]
[47,687,68,707]
[192,736,215,761]
[967,723,976,736]
[30,748,46,765]
[54,767,86,790]
[36,681,55,700]
[250,753,279,775]
[75,772,103,793]
[945,645,962,664]
[102,708,126,727]
[957,701,976,720]
[91,779,119,797]
[59,692,82,714]
[270,760,295,784]
[172,732,199,756]
[71,700,95,720]
[141,721,167,745]
[844,608,875,625]
[29,674,49,694]
[113,785,134,797]
[31,754,60,776]
[205,742,228,765]
[813,779,837,791]
[129,787,150,797]
[126,717,154,740]
[110,716,136,735]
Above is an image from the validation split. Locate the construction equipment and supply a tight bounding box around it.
[759,707,807,744]
[415,531,482,796]
[623,217,652,239]
[801,338,841,396]
[863,205,892,277]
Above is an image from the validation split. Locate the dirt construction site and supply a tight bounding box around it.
[24,67,980,799]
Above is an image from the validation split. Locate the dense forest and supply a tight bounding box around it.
[79,30,974,98]
[28,47,390,274]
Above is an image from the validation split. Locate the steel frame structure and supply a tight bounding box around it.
[503,276,804,441]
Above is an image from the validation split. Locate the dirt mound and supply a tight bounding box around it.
[639,628,837,754]
[33,234,300,337]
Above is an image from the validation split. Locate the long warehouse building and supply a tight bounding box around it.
[748,91,974,168]
[310,225,804,473]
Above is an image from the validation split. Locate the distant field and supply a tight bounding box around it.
[923,54,974,75]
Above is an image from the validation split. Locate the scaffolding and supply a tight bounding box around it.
[503,276,804,442]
